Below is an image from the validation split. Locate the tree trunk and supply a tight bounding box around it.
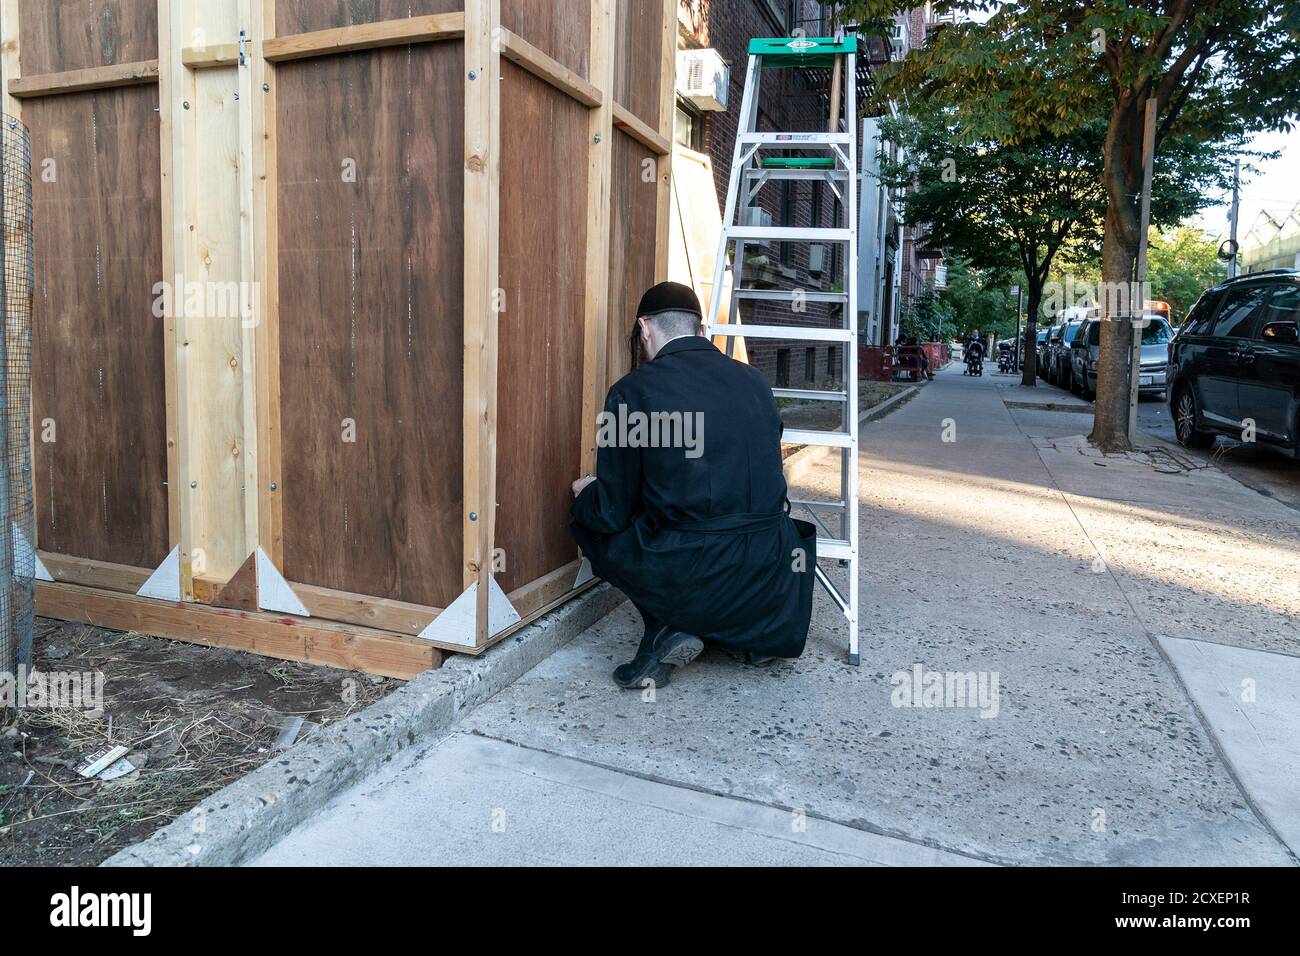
[1089,97,1144,451]
[1020,283,1041,386]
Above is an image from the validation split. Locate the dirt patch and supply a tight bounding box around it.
[1,619,398,866]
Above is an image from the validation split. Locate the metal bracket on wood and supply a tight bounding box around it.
[12,524,52,582]
[573,556,596,588]
[417,576,520,649]
[255,547,309,616]
[136,546,182,601]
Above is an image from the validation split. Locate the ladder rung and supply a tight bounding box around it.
[773,388,847,402]
[740,132,852,146]
[744,168,850,181]
[817,538,854,561]
[790,497,847,510]
[734,288,848,303]
[726,226,851,242]
[708,324,851,342]
[782,428,853,448]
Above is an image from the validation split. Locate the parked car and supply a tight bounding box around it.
[1168,269,1300,454]
[1049,319,1087,389]
[1070,314,1172,400]
[1040,322,1062,380]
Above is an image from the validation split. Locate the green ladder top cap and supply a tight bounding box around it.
[748,36,856,65]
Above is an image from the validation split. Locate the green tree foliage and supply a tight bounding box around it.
[838,0,1299,448]
[937,258,1017,340]
[877,112,1106,382]
[1146,225,1225,319]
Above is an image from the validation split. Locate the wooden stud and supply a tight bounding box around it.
[262,13,465,62]
[463,0,503,646]
[7,60,160,98]
[36,581,440,679]
[500,29,603,108]
[39,553,152,594]
[1,0,23,116]
[654,0,677,281]
[579,0,617,477]
[252,0,283,567]
[181,44,241,69]
[612,102,671,156]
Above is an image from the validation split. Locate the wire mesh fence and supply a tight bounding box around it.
[1,112,35,680]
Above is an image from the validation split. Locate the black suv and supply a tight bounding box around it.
[1168,270,1300,455]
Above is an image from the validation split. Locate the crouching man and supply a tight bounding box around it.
[571,281,816,689]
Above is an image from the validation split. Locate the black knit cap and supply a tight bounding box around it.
[636,280,702,320]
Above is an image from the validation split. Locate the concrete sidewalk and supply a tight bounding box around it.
[252,364,1299,866]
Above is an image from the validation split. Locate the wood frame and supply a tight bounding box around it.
[11,0,677,676]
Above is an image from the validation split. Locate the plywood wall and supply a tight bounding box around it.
[25,2,169,569]
[605,129,659,387]
[276,43,466,608]
[494,63,588,593]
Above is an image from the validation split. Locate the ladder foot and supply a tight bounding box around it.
[847,652,860,666]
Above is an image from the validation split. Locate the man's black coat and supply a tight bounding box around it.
[571,335,816,657]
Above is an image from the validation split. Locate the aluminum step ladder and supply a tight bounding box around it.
[705,35,861,665]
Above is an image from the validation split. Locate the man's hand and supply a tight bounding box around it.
[571,475,596,497]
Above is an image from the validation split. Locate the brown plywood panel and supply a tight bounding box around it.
[613,0,661,129]
[276,0,462,36]
[276,44,464,608]
[19,0,158,75]
[29,87,169,568]
[495,63,587,592]
[500,0,589,79]
[605,129,658,388]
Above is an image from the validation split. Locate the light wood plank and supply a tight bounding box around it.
[579,0,616,476]
[39,553,151,594]
[612,101,671,156]
[253,0,283,566]
[0,0,20,117]
[462,0,503,646]
[182,43,241,69]
[500,28,602,108]
[262,12,464,62]
[8,60,160,98]
[292,583,441,637]
[37,581,440,679]
[654,0,677,280]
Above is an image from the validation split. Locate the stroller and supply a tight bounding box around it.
[964,340,984,376]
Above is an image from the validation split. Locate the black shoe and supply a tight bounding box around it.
[612,627,705,689]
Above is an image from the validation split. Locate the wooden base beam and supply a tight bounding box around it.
[37,581,440,679]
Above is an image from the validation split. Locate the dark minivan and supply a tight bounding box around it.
[1168,270,1300,454]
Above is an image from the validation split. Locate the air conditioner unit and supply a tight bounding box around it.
[676,49,730,112]
[808,243,828,276]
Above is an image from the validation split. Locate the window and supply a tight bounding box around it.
[1210,284,1270,338]
[1181,291,1221,336]
[776,349,791,387]
[674,102,703,151]
[1256,283,1300,343]
[827,345,838,376]
[1140,320,1172,345]
[805,347,815,381]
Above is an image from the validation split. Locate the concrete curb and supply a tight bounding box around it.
[784,383,919,486]
[102,583,627,867]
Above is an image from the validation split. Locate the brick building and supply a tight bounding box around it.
[675,0,863,388]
